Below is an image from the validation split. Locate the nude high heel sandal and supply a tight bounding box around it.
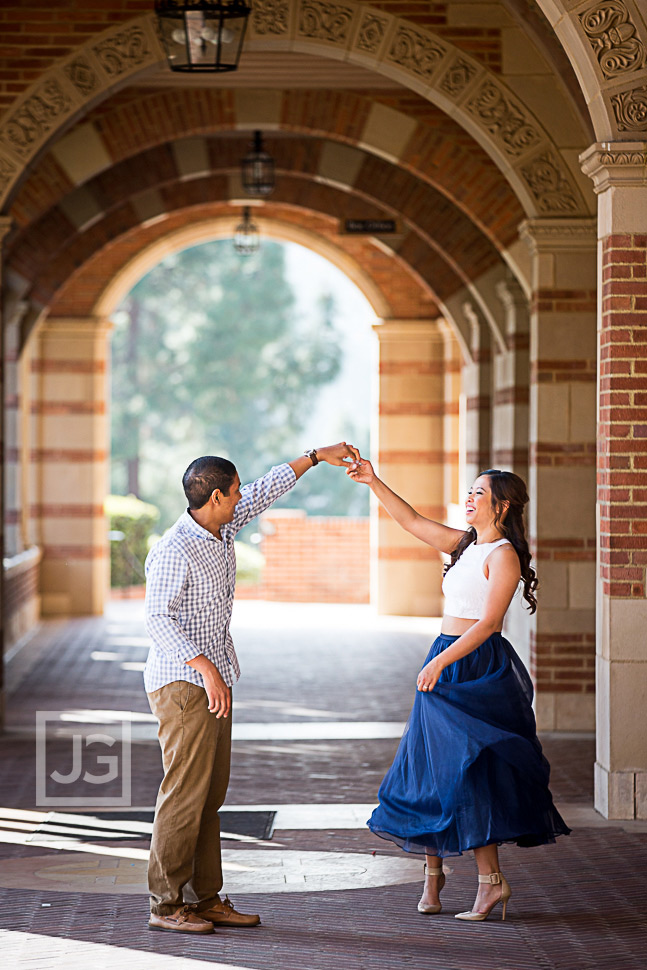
[454,871,511,922]
[417,863,446,914]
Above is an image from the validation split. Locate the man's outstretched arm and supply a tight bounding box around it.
[289,441,359,479]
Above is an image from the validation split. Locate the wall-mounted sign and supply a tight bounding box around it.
[344,219,397,234]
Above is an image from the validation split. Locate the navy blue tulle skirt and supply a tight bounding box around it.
[368,633,571,857]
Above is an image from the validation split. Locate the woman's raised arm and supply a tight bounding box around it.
[347,456,465,556]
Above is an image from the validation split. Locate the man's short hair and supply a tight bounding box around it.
[183,456,238,510]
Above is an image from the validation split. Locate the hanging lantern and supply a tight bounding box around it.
[155,0,252,74]
[233,207,260,256]
[241,130,275,197]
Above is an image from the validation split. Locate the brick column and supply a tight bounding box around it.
[494,279,530,481]
[463,304,492,484]
[373,319,458,616]
[31,317,111,616]
[0,216,12,727]
[581,143,647,818]
[520,219,598,732]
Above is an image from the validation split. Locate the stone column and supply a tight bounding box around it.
[581,143,647,819]
[462,303,492,484]
[31,317,111,616]
[373,319,457,616]
[519,218,598,733]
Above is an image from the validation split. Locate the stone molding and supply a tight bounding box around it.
[0,2,587,219]
[580,140,647,191]
[373,319,442,340]
[537,0,647,139]
[518,217,598,255]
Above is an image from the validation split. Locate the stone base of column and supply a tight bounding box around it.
[535,691,595,732]
[594,762,647,820]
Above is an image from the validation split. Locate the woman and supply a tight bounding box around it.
[347,457,570,921]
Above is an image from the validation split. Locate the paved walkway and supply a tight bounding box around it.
[1,601,645,970]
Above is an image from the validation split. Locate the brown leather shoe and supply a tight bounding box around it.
[148,906,215,934]
[199,895,260,927]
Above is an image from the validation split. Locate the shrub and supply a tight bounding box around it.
[106,494,160,588]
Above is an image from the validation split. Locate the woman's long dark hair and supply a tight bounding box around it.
[444,469,538,613]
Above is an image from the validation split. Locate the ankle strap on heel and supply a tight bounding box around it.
[478,872,502,885]
[424,863,443,876]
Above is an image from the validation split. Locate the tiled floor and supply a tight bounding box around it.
[1,600,645,970]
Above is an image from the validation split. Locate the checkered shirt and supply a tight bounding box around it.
[143,462,296,693]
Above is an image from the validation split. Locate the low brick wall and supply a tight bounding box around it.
[236,511,370,603]
[4,547,42,649]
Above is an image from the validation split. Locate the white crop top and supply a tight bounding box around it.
[441,537,511,620]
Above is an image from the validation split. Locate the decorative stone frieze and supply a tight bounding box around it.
[298,0,355,45]
[63,57,101,98]
[251,0,290,36]
[355,10,390,56]
[438,56,478,98]
[0,79,73,162]
[519,150,580,214]
[578,0,647,80]
[92,25,151,78]
[384,23,446,81]
[611,83,647,132]
[465,80,542,158]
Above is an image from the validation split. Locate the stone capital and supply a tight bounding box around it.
[518,218,598,256]
[580,142,647,194]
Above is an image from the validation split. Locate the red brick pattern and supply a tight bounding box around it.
[235,514,370,603]
[531,631,596,694]
[599,233,647,598]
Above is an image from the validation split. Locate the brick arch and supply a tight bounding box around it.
[15,163,504,355]
[10,89,524,256]
[535,0,647,141]
[44,200,438,326]
[0,3,588,218]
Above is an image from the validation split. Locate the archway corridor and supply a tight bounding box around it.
[1,0,646,836]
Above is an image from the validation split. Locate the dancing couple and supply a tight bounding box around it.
[143,443,568,934]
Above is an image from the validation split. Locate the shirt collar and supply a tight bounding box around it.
[178,509,221,541]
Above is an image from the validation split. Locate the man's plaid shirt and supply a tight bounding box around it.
[143,463,296,693]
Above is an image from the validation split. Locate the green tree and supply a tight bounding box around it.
[111,240,359,528]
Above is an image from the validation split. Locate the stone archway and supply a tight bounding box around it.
[30,211,461,619]
[0,2,589,221]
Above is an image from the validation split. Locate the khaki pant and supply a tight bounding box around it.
[147,680,232,916]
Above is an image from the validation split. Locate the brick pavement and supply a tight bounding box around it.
[0,600,646,970]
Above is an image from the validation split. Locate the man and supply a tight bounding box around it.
[144,443,357,934]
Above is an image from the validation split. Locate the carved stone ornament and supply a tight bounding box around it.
[92,26,150,78]
[580,143,647,192]
[520,152,579,213]
[438,56,478,98]
[356,12,389,54]
[252,0,290,36]
[1,80,73,160]
[466,80,541,157]
[386,25,446,80]
[611,85,647,132]
[299,1,355,44]
[579,0,647,79]
[598,149,647,165]
[0,152,18,197]
[64,57,100,97]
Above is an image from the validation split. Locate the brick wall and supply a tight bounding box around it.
[4,547,41,649]
[236,512,370,603]
[599,233,647,599]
